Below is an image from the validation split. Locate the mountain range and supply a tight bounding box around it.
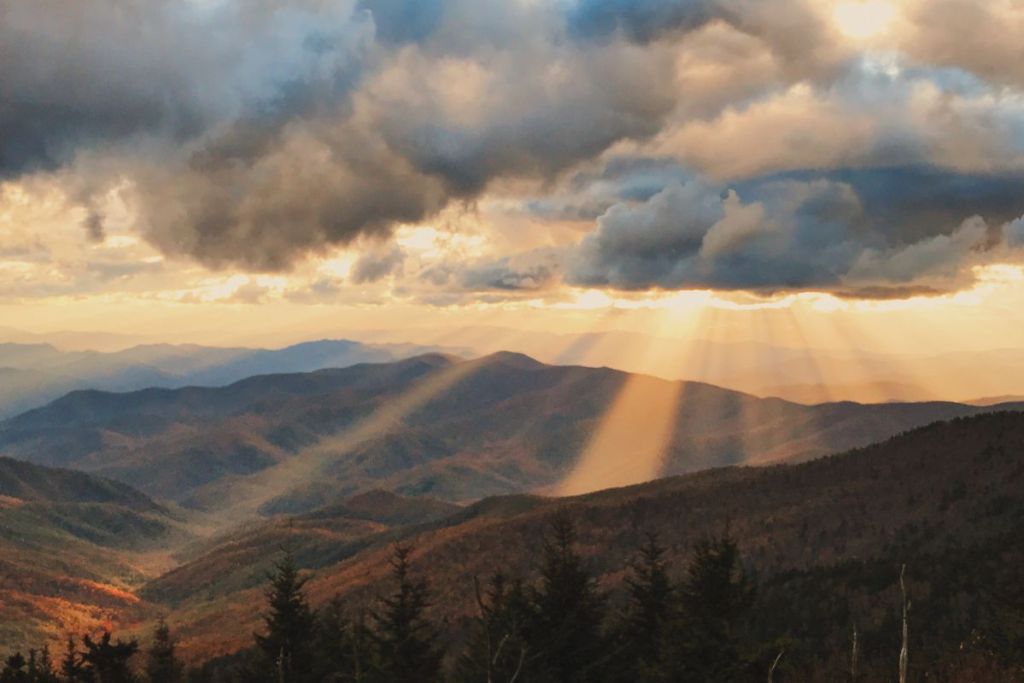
[0,347,1022,675]
[0,339,463,418]
[2,353,1017,524]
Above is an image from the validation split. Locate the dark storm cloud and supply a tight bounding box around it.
[0,0,846,274]
[3,0,1024,297]
[566,166,1024,294]
[0,1,210,177]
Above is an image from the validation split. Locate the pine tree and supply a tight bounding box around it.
[145,620,183,683]
[255,551,316,683]
[369,544,443,683]
[80,631,139,683]
[668,531,756,682]
[530,512,607,683]
[453,573,535,683]
[59,637,88,683]
[613,533,675,681]
[27,647,58,683]
[1,653,29,683]
[310,597,375,683]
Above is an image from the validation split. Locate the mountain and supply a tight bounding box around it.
[967,394,1024,406]
[757,380,939,404]
[1,353,1017,523]
[0,339,461,418]
[358,326,1024,402]
[147,411,1024,676]
[0,326,147,352]
[0,458,185,651]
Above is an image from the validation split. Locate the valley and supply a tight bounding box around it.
[0,347,1021,678]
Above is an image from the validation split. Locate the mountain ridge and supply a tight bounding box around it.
[2,352,1019,524]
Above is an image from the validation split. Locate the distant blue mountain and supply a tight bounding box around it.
[0,339,461,417]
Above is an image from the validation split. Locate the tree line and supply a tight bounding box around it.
[3,513,1021,682]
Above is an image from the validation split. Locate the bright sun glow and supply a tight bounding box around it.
[832,0,898,40]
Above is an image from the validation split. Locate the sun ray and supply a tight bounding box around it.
[195,356,483,533]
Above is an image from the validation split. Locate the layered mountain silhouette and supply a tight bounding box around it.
[0,339,460,418]
[1,353,1018,521]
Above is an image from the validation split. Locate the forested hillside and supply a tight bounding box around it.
[113,411,1024,681]
[0,458,185,651]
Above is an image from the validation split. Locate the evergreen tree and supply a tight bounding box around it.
[310,597,374,682]
[369,544,442,683]
[80,632,138,683]
[145,620,183,683]
[612,533,675,681]
[668,531,756,682]
[530,513,607,683]
[255,551,316,683]
[1,653,29,683]
[60,637,89,683]
[453,574,535,683]
[27,647,57,683]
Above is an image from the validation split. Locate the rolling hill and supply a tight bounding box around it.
[1,353,1017,523]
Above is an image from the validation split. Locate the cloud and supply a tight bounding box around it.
[1006,216,1024,248]
[565,166,1024,295]
[568,0,722,42]
[900,0,1024,89]
[457,248,563,291]
[0,0,371,177]
[351,243,406,283]
[3,0,1024,301]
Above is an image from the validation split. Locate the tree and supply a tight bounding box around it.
[369,544,443,683]
[145,620,183,683]
[255,551,316,683]
[613,532,675,680]
[27,647,57,683]
[80,632,138,683]
[1,653,29,683]
[311,597,374,683]
[60,637,89,683]
[668,531,756,682]
[530,513,607,683]
[453,574,534,683]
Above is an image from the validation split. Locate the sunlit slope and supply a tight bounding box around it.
[151,412,1024,665]
[1,353,1017,517]
[0,457,185,653]
[144,490,459,606]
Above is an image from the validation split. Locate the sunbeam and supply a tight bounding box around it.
[196,356,482,532]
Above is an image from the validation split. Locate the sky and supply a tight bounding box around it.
[2,0,1024,371]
